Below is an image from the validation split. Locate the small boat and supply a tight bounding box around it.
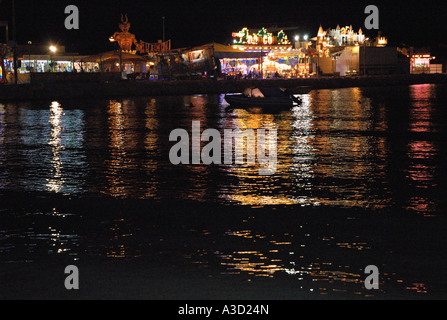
[224,93,300,108]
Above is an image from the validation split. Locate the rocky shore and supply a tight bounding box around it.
[1,73,447,101]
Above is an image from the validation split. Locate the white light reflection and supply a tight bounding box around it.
[46,101,65,193]
[289,94,318,206]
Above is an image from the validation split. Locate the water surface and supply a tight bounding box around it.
[1,84,446,299]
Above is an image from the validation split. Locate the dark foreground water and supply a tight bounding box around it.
[1,84,447,299]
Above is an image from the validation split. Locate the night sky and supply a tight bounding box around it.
[1,0,446,55]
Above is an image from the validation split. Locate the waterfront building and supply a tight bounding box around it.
[1,43,98,83]
[225,27,312,78]
[397,47,442,74]
[410,53,436,74]
[314,25,398,76]
[180,42,261,78]
[316,25,366,47]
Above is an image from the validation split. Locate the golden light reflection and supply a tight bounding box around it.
[216,228,365,288]
[405,282,429,294]
[218,107,295,206]
[104,100,145,198]
[144,99,159,198]
[217,89,390,209]
[308,89,390,209]
[105,219,139,259]
[177,96,212,202]
[46,101,65,193]
[104,101,126,197]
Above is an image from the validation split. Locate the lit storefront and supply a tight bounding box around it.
[173,29,312,79]
[181,42,262,78]
[262,50,311,78]
[410,54,434,74]
[230,27,312,78]
[7,54,98,74]
[220,58,259,77]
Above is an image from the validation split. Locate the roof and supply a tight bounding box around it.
[188,42,265,59]
[82,50,148,63]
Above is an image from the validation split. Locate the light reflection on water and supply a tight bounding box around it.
[1,84,447,298]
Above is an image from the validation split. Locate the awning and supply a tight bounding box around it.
[82,50,149,63]
[187,42,265,59]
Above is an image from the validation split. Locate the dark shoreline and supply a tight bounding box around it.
[1,73,447,101]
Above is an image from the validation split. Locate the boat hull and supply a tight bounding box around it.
[224,94,296,108]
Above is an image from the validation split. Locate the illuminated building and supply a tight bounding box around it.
[180,42,261,78]
[231,27,311,78]
[161,28,305,78]
[316,25,366,47]
[410,54,435,74]
[398,47,441,74]
[225,27,312,78]
[314,25,398,76]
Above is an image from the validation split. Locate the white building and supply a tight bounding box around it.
[317,25,366,47]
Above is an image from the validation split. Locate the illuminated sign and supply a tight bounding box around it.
[233,28,290,46]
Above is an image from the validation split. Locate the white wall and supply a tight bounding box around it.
[335,46,360,76]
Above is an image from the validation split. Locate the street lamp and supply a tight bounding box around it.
[27,41,32,72]
[49,45,57,72]
[303,35,308,41]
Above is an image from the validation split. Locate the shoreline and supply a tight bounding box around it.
[0,73,447,101]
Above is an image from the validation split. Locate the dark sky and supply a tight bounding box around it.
[1,0,447,54]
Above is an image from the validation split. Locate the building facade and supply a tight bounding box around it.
[314,25,397,76]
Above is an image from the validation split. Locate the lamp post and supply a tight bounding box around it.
[49,45,57,72]
[27,41,32,71]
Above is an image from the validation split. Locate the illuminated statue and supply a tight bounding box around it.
[109,14,141,53]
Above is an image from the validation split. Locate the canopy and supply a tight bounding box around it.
[82,50,148,63]
[188,42,264,59]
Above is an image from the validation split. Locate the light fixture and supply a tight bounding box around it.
[295,35,299,41]
[49,45,57,53]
